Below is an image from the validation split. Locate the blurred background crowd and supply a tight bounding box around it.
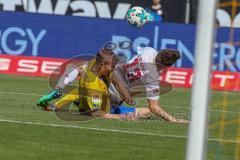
[1,0,240,27]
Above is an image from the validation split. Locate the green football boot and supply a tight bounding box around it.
[37,88,63,108]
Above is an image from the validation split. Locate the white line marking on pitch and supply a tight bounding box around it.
[0,119,239,144]
[0,91,42,96]
[0,91,238,114]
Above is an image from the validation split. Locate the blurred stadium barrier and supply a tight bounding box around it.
[0,11,240,92]
[1,0,240,27]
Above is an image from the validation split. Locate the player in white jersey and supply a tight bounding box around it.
[38,47,188,123]
[110,47,189,124]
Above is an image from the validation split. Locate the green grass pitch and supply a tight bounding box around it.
[0,74,239,160]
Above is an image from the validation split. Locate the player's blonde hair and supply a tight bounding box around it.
[96,48,119,69]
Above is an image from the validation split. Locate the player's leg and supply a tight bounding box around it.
[51,88,79,111]
[42,88,79,111]
[37,87,63,108]
[135,107,151,119]
[37,66,79,107]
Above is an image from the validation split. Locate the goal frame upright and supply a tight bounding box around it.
[186,0,219,160]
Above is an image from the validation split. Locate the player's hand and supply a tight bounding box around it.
[172,118,189,124]
[125,97,136,105]
[125,112,138,121]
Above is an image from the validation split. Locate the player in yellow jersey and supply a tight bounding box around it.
[37,47,188,122]
[37,49,147,120]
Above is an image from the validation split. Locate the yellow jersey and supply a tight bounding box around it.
[78,59,110,113]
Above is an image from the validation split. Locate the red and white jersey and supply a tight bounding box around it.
[114,47,160,100]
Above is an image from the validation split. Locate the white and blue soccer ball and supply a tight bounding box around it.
[127,6,151,28]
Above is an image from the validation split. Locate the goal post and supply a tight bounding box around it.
[186,0,219,160]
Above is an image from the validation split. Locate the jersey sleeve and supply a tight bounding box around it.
[140,47,158,63]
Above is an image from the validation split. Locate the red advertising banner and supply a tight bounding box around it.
[1,54,240,92]
[0,54,65,77]
[162,68,240,92]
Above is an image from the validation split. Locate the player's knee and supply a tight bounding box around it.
[136,108,151,118]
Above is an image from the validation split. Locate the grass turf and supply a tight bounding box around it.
[0,74,239,160]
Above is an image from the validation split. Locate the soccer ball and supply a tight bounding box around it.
[127,6,149,28]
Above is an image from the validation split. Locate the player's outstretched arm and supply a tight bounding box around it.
[148,99,189,124]
[89,109,137,121]
[111,71,135,105]
[101,113,137,121]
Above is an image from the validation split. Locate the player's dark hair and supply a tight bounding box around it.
[155,49,181,69]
